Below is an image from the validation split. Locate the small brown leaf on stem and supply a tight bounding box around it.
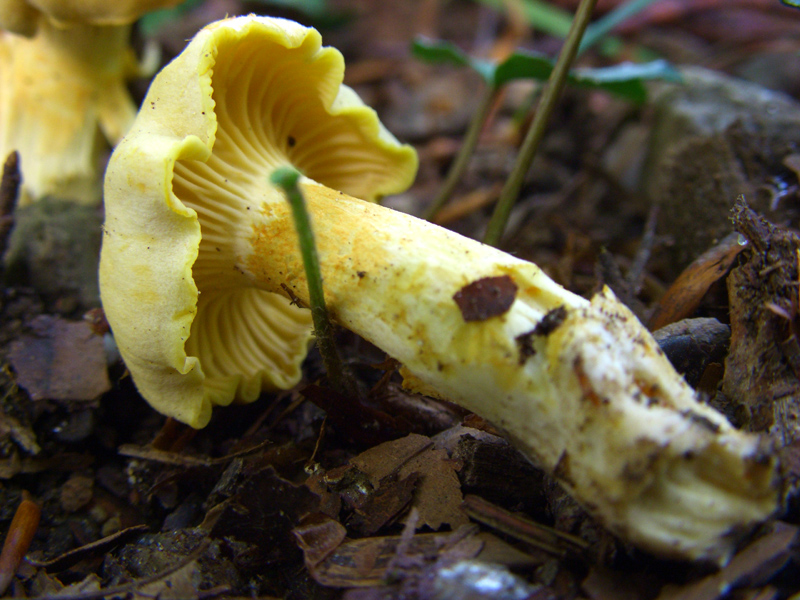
[453,275,518,322]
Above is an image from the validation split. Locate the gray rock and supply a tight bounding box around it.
[4,198,102,311]
[641,66,800,271]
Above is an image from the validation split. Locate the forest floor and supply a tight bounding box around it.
[3,1,800,599]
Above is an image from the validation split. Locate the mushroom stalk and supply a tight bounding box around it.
[206,176,777,562]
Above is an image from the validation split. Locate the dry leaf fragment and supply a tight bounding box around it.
[348,472,419,536]
[293,514,347,569]
[648,232,744,331]
[351,434,468,531]
[453,275,518,322]
[8,315,110,402]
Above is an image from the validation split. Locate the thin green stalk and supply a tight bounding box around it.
[425,86,497,222]
[483,0,598,247]
[270,167,356,397]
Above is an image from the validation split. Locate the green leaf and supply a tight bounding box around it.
[494,50,681,103]
[413,36,680,104]
[411,38,496,84]
[781,0,800,7]
[569,60,682,103]
[492,51,556,87]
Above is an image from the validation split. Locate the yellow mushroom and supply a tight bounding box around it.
[0,0,183,205]
[100,15,778,562]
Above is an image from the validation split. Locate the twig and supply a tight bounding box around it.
[462,494,588,557]
[483,0,598,246]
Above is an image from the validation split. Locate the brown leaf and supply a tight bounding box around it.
[453,275,518,322]
[59,474,94,513]
[351,434,468,531]
[0,406,40,455]
[8,315,110,403]
[648,232,744,330]
[350,433,431,488]
[348,472,419,536]
[293,513,347,569]
[28,524,149,572]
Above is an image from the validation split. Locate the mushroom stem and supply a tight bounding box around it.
[0,17,137,204]
[237,179,777,562]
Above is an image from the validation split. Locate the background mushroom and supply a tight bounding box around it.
[0,0,183,310]
[0,0,183,206]
[101,15,777,562]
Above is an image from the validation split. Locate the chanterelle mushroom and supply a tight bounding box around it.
[100,15,778,562]
[0,0,183,205]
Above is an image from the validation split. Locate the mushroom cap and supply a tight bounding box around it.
[100,15,418,428]
[25,0,185,26]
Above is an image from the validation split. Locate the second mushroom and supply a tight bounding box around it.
[100,16,778,563]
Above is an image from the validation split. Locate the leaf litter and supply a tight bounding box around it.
[3,1,800,599]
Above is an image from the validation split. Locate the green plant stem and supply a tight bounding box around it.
[270,167,356,397]
[483,0,598,247]
[424,86,497,222]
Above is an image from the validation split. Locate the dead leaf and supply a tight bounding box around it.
[351,434,468,531]
[348,472,419,535]
[453,275,518,322]
[350,433,431,488]
[293,513,348,569]
[29,524,149,572]
[59,473,94,512]
[8,315,110,403]
[649,232,744,330]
